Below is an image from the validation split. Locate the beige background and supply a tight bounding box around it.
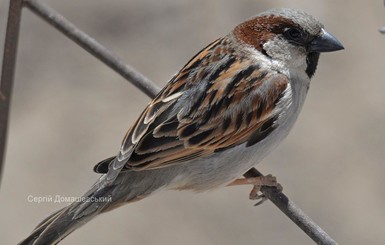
[0,0,384,244]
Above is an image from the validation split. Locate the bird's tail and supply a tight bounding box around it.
[19,176,134,245]
[19,159,169,245]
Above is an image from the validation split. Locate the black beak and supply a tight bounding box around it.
[309,28,344,52]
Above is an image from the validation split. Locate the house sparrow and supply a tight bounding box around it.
[20,8,343,244]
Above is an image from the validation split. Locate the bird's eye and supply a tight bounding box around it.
[283,28,308,43]
[287,28,301,38]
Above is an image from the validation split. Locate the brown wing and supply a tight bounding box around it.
[94,37,290,173]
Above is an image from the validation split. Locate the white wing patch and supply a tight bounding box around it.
[162,91,183,102]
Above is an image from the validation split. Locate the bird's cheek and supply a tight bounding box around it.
[262,39,283,57]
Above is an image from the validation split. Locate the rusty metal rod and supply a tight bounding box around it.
[244,168,338,245]
[24,0,160,98]
[0,0,24,186]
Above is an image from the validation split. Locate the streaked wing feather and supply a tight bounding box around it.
[94,37,290,174]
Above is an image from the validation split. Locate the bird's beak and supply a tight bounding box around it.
[309,28,344,52]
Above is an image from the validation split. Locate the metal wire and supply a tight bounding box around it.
[0,0,338,244]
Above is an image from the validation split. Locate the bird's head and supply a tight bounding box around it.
[233,8,344,78]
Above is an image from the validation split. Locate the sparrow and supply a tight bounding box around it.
[20,8,343,244]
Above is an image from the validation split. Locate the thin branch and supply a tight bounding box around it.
[0,0,338,244]
[0,0,24,186]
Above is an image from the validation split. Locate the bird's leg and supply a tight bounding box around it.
[227,174,282,206]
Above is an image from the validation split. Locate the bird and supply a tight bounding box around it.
[20,8,344,244]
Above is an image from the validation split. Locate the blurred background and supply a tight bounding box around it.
[0,0,384,244]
